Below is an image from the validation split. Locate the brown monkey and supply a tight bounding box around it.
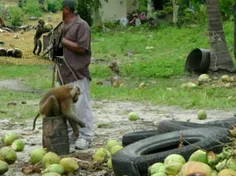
[33,19,46,55]
[0,16,5,27]
[109,61,120,75]
[33,85,85,137]
[109,61,123,87]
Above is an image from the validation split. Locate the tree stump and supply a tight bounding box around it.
[42,116,69,155]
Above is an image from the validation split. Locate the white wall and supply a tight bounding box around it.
[100,0,137,21]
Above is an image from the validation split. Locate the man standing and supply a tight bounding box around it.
[58,0,94,150]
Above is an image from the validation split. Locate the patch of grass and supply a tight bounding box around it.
[0,90,40,120]
[1,18,236,123]
[0,65,52,90]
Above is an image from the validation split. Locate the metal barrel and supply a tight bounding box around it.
[185,48,211,74]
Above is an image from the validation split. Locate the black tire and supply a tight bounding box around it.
[113,128,229,176]
[122,117,236,146]
[122,130,159,147]
[157,118,236,133]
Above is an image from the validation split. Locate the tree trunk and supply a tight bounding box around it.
[233,3,236,60]
[206,0,235,72]
[172,0,179,24]
[93,8,102,26]
[147,0,153,19]
[42,116,70,155]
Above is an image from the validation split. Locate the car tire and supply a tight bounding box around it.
[122,117,236,146]
[113,127,229,176]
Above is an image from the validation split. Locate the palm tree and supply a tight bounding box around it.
[206,0,235,72]
[233,3,236,59]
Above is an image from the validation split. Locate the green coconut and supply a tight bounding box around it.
[221,75,230,82]
[165,163,183,175]
[59,157,79,173]
[2,132,19,146]
[218,168,236,176]
[107,158,112,169]
[11,139,25,151]
[42,172,61,176]
[29,148,47,164]
[211,170,218,176]
[42,152,60,168]
[179,161,212,176]
[93,147,107,163]
[0,160,8,175]
[164,154,186,165]
[148,162,165,175]
[188,149,208,164]
[44,164,64,175]
[110,145,123,155]
[105,140,121,152]
[197,109,207,120]
[0,147,17,164]
[185,82,198,89]
[226,158,236,171]
[152,173,167,176]
[128,112,139,121]
[198,74,210,82]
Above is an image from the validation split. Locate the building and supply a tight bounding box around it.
[99,0,137,22]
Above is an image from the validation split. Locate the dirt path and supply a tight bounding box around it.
[0,80,236,175]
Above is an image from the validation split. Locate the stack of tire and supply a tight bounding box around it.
[0,48,22,58]
[112,117,236,176]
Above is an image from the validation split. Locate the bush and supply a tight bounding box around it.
[0,1,10,21]
[23,0,42,17]
[219,0,235,20]
[46,0,62,13]
[77,0,93,26]
[8,6,24,26]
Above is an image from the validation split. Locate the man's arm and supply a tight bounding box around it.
[62,37,86,54]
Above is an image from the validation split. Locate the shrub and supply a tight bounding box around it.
[77,0,93,26]
[8,6,24,26]
[23,0,42,17]
[0,2,9,22]
[76,0,108,26]
[46,0,62,13]
[219,0,235,20]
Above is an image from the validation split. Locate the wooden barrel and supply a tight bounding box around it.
[42,116,69,155]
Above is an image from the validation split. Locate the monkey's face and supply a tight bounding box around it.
[69,86,80,103]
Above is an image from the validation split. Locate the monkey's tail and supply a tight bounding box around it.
[32,113,40,131]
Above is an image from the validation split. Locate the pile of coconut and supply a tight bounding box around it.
[181,74,236,89]
[148,144,236,176]
[0,132,79,176]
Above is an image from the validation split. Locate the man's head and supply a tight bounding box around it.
[63,0,75,12]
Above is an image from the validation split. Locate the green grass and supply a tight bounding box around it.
[1,22,236,120]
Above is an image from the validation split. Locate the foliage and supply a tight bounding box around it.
[8,6,24,26]
[177,0,207,26]
[45,0,62,13]
[0,1,9,21]
[219,0,235,20]
[76,0,108,26]
[138,0,148,12]
[22,0,42,17]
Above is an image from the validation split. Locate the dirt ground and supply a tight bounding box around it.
[1,81,236,176]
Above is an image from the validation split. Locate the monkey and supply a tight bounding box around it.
[109,61,120,75]
[32,85,85,137]
[0,16,5,27]
[33,19,46,55]
[109,62,123,87]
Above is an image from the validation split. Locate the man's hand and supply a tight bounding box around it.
[62,37,85,54]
